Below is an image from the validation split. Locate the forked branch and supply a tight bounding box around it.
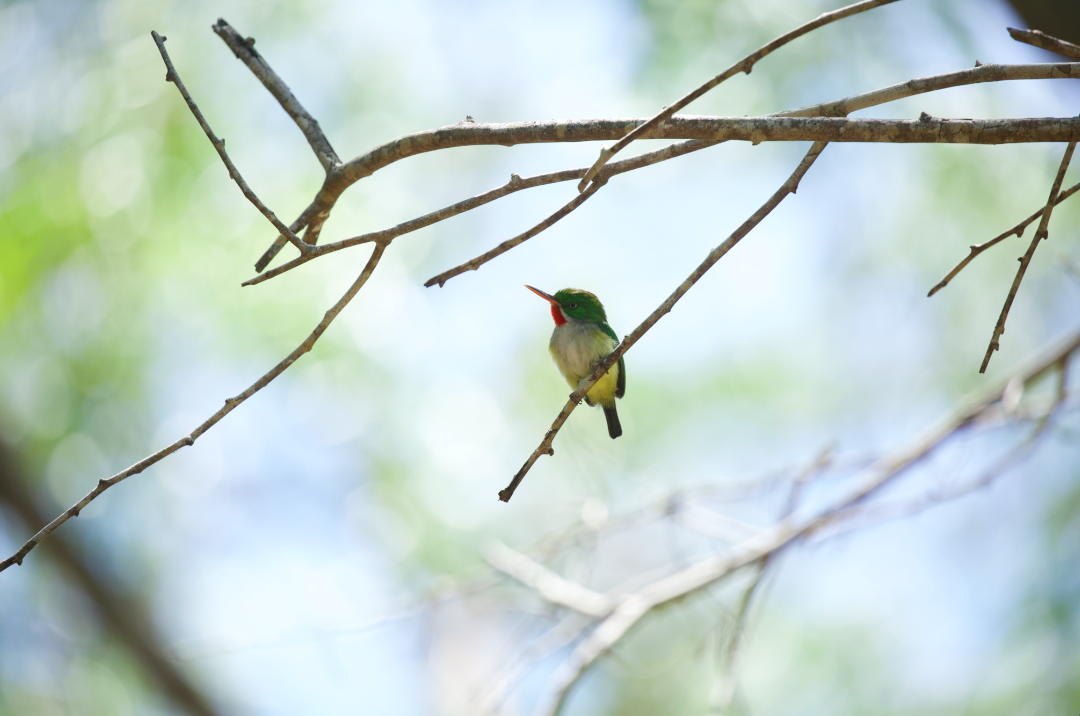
[928,179,1080,297]
[980,139,1076,373]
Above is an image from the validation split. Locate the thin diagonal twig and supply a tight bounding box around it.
[928,180,1080,297]
[0,244,386,573]
[499,142,828,503]
[576,0,899,192]
[1008,28,1080,61]
[213,18,341,171]
[980,139,1077,373]
[150,31,312,256]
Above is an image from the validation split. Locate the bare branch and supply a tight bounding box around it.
[782,62,1079,118]
[484,541,614,617]
[0,244,386,573]
[150,32,312,257]
[248,61,1078,274]
[538,325,1080,715]
[980,138,1077,373]
[425,64,1079,288]
[576,0,901,191]
[1008,27,1080,61]
[499,142,828,503]
[0,445,225,716]
[212,19,341,171]
[928,180,1080,297]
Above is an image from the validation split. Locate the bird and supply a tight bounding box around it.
[526,286,625,439]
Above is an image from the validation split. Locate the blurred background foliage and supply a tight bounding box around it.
[0,0,1078,714]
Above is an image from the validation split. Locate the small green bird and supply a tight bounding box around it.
[526,286,626,439]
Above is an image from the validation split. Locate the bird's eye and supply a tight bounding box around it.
[569,303,577,309]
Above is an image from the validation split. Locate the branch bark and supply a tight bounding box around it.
[212,19,341,172]
[1008,27,1080,60]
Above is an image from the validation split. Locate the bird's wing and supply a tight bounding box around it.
[598,323,626,399]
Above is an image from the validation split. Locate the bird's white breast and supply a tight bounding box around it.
[549,321,616,384]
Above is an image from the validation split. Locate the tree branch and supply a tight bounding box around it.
[0,244,386,573]
[247,60,1077,274]
[1008,27,1080,61]
[576,0,901,191]
[150,31,312,256]
[538,324,1080,716]
[484,540,614,617]
[212,18,341,172]
[424,63,1079,289]
[928,179,1080,297]
[980,138,1076,373]
[498,142,828,503]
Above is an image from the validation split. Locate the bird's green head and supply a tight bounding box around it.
[526,286,608,325]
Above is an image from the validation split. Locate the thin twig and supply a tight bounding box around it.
[783,62,1079,117]
[980,139,1077,373]
[538,325,1080,716]
[1008,28,1080,61]
[150,31,312,256]
[498,142,828,503]
[576,0,901,192]
[245,168,586,286]
[928,180,1080,296]
[212,18,341,171]
[0,244,386,573]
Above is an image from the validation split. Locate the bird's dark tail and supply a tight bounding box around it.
[603,404,622,439]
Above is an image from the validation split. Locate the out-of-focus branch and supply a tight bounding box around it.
[0,442,224,716]
[928,180,1080,297]
[980,138,1076,373]
[497,142,830,504]
[537,325,1080,715]
[150,31,312,256]
[0,244,386,574]
[1008,27,1080,60]
[484,541,614,617]
[212,18,341,172]
[576,0,900,191]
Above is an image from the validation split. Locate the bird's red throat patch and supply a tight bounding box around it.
[550,304,567,326]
